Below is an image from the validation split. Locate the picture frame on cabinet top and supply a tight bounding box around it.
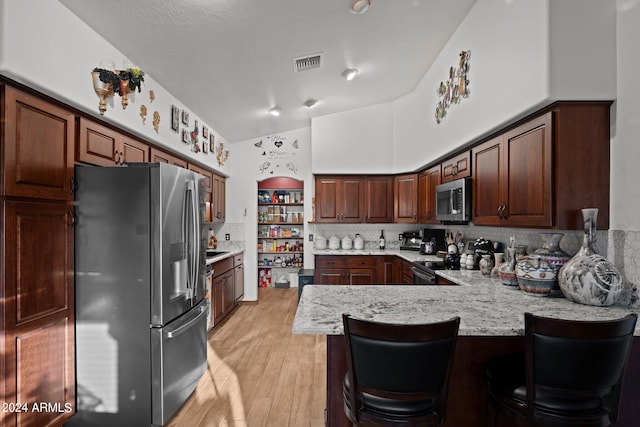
[209,134,215,152]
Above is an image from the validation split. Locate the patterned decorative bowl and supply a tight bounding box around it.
[516,256,557,296]
[498,270,519,287]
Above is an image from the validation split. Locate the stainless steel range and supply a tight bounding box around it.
[411,260,459,285]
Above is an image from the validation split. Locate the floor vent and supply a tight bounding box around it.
[293,54,323,72]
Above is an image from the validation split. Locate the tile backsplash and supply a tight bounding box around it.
[310,223,640,308]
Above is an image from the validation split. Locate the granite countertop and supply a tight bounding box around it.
[293,276,640,336]
[206,249,244,265]
[313,248,441,263]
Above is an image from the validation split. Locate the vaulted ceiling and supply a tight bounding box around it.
[60,0,477,142]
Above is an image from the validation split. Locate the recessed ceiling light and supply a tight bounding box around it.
[268,107,281,117]
[350,0,371,14]
[303,99,318,108]
[341,68,359,81]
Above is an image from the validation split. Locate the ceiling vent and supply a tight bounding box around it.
[293,54,323,72]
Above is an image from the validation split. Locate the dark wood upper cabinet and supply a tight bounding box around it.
[417,165,441,223]
[211,173,226,223]
[78,117,149,166]
[315,176,364,223]
[188,163,213,192]
[473,114,553,228]
[121,135,149,163]
[472,102,611,229]
[364,176,393,223]
[1,85,76,200]
[150,147,188,168]
[394,173,418,223]
[441,151,471,183]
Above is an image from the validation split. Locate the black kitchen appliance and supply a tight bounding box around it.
[411,260,451,285]
[420,228,446,254]
[399,231,422,251]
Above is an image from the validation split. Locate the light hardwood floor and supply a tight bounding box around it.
[168,287,327,427]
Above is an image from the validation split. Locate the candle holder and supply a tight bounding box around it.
[91,70,115,115]
[91,65,145,114]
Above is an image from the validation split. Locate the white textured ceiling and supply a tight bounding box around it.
[59,0,476,142]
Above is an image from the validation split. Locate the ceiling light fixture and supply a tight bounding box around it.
[268,107,281,117]
[350,0,371,14]
[303,99,318,108]
[341,68,359,81]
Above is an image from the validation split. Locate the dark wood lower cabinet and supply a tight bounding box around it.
[325,335,640,426]
[212,255,243,326]
[1,200,75,427]
[314,255,400,285]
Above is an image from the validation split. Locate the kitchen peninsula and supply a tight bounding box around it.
[293,279,640,426]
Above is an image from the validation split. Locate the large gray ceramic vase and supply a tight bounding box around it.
[557,208,623,306]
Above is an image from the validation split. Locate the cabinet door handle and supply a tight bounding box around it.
[67,210,77,229]
[69,177,78,195]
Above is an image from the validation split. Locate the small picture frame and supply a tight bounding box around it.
[182,128,189,143]
[202,126,208,139]
[171,105,179,132]
[209,134,215,152]
[202,141,208,153]
[181,110,189,125]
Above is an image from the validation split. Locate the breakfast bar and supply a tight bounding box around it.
[293,276,640,426]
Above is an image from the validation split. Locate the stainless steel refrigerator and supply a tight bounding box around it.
[70,163,208,426]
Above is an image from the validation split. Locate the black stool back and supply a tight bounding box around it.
[486,312,637,427]
[342,314,460,426]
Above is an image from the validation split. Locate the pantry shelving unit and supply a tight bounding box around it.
[257,177,304,288]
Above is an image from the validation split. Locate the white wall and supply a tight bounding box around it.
[549,0,617,100]
[228,127,312,301]
[611,0,640,229]
[0,0,229,176]
[311,102,394,173]
[392,0,550,172]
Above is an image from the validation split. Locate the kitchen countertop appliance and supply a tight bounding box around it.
[72,163,208,426]
[420,228,446,255]
[399,231,422,251]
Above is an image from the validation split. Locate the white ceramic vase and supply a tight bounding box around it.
[557,208,623,306]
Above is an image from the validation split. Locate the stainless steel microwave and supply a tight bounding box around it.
[435,177,471,222]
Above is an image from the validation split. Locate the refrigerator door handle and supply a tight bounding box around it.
[191,180,200,299]
[166,304,207,339]
[185,180,197,297]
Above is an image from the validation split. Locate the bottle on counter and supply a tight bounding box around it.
[379,230,385,250]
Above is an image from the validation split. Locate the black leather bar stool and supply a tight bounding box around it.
[342,314,460,426]
[485,312,637,427]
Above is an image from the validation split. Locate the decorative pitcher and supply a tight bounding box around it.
[557,208,623,306]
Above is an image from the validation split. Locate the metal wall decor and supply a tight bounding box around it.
[435,50,471,124]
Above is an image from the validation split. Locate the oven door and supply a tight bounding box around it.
[411,267,436,285]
